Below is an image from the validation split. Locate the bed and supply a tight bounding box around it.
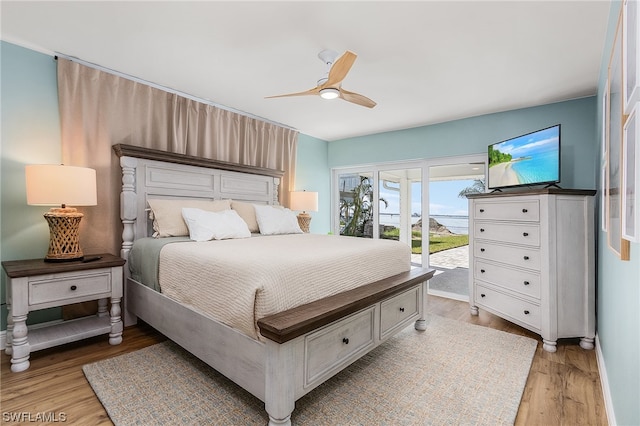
[113,144,435,425]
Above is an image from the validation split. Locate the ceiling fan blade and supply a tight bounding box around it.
[265,87,320,99]
[323,51,357,88]
[339,88,376,108]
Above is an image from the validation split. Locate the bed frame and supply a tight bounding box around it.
[113,144,434,425]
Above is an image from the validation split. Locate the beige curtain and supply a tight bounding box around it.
[57,58,298,256]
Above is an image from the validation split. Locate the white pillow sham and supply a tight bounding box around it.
[181,208,251,241]
[253,204,303,235]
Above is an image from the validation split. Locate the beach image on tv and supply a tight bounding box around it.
[488,126,560,188]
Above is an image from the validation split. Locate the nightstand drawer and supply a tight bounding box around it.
[29,270,112,307]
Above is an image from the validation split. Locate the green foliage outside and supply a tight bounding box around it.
[488,145,512,166]
[381,228,469,254]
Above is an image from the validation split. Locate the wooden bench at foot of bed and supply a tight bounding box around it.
[258,267,435,426]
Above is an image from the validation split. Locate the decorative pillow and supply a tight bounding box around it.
[230,200,260,233]
[253,204,303,235]
[147,199,231,237]
[181,208,251,241]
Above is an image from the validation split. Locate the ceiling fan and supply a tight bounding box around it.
[266,49,376,108]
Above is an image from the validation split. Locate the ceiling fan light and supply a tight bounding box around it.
[320,88,340,100]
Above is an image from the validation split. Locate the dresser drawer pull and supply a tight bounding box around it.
[522,208,528,213]
[524,281,530,285]
[70,285,77,291]
[524,310,530,315]
[342,337,349,345]
[479,208,485,213]
[480,269,485,273]
[523,232,529,237]
[399,307,405,312]
[480,228,485,232]
[523,256,530,260]
[480,293,486,298]
[480,248,485,252]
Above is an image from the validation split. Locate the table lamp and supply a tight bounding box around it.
[290,190,318,233]
[25,165,97,262]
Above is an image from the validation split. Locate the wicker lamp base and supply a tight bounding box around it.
[296,212,311,233]
[43,208,84,262]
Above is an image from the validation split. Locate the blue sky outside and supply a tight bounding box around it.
[379,179,476,217]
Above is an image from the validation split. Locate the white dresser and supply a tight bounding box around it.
[468,189,596,352]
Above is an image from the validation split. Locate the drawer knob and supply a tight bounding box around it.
[523,256,530,260]
[479,208,485,213]
[399,307,405,312]
[523,232,529,237]
[522,208,528,213]
[524,310,530,315]
[480,269,485,273]
[480,228,485,232]
[480,293,486,298]
[342,337,349,345]
[480,248,485,252]
[70,285,77,291]
[524,280,530,286]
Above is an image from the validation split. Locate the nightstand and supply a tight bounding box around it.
[2,253,126,372]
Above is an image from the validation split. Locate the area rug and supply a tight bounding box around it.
[83,315,537,425]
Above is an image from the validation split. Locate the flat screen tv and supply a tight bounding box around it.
[488,124,561,190]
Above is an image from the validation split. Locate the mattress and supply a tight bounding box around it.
[131,233,411,340]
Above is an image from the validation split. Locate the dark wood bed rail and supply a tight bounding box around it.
[258,267,435,344]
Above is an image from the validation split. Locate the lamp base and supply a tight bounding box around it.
[297,212,311,233]
[43,208,85,262]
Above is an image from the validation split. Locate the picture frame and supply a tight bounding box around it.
[607,12,631,260]
[623,102,638,241]
[623,0,640,114]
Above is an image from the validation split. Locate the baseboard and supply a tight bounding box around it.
[595,333,616,426]
[0,330,5,351]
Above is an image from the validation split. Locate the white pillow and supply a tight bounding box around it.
[181,208,251,241]
[253,204,303,235]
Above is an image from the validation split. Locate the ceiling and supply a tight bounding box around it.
[1,1,610,142]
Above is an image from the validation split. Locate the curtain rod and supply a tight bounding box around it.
[54,53,297,132]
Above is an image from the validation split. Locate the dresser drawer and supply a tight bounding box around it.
[474,200,540,222]
[380,286,420,340]
[474,241,541,270]
[474,222,540,246]
[474,260,541,299]
[304,306,375,388]
[475,284,541,330]
[29,270,112,307]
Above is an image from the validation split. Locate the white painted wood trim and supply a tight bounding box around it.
[595,333,617,426]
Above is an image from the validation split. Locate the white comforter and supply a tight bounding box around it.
[158,234,411,340]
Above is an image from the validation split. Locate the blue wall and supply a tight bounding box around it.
[328,97,598,191]
[1,41,64,327]
[594,2,640,425]
[295,134,331,234]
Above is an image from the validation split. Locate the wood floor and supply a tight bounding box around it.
[1,295,608,425]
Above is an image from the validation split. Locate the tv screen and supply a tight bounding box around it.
[488,124,561,190]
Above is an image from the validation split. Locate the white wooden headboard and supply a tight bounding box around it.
[113,144,283,260]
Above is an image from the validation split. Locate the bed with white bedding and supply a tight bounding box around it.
[114,144,435,425]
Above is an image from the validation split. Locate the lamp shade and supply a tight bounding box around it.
[26,165,97,207]
[290,191,318,212]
